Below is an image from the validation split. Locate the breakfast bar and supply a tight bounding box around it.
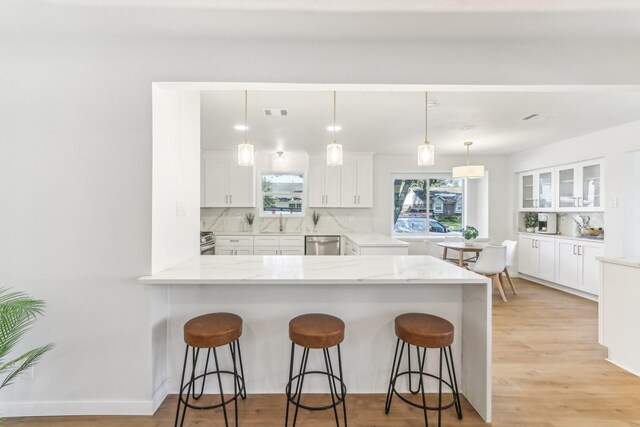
[140,255,492,422]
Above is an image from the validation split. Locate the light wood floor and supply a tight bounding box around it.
[8,279,640,426]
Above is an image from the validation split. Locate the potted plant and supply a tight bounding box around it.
[462,226,479,246]
[312,211,321,232]
[524,212,538,233]
[1,289,53,391]
[572,215,591,237]
[245,212,255,232]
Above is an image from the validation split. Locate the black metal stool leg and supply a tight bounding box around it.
[230,342,239,427]
[417,346,429,427]
[285,342,296,427]
[407,344,421,395]
[212,347,230,427]
[385,340,406,414]
[384,338,401,414]
[179,346,199,427]
[446,346,463,419]
[322,348,341,427]
[193,348,210,400]
[235,339,247,399]
[437,348,444,427]
[291,347,310,427]
[337,344,348,427]
[174,345,189,427]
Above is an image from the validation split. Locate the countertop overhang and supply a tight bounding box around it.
[139,255,489,285]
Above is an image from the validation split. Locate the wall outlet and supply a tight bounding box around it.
[610,197,618,208]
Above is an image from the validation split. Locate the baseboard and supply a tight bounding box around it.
[518,274,598,301]
[0,400,156,418]
[152,380,169,413]
[606,359,640,378]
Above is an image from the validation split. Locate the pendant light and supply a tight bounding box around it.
[326,91,343,166]
[417,92,435,166]
[452,141,485,179]
[237,90,254,166]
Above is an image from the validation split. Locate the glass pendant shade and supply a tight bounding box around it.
[326,142,343,166]
[417,142,435,166]
[452,164,485,179]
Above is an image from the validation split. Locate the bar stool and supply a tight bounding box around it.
[175,313,247,427]
[285,313,347,427]
[385,313,462,427]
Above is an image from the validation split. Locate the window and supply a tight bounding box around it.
[392,174,465,236]
[261,172,304,217]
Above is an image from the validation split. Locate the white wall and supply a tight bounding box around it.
[1,34,639,415]
[509,119,640,259]
[625,150,640,257]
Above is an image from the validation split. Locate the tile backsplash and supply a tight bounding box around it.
[201,208,374,234]
[519,211,604,237]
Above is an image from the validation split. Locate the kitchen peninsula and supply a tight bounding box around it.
[140,254,492,422]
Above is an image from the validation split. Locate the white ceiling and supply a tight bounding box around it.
[5,1,640,41]
[200,90,640,155]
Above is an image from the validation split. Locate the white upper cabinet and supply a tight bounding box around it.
[308,152,373,209]
[201,151,256,208]
[519,168,555,212]
[340,153,373,208]
[555,159,604,212]
[308,155,341,208]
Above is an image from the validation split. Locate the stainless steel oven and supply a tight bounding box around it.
[200,232,215,255]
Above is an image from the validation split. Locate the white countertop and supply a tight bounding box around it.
[139,255,487,285]
[597,256,640,268]
[518,231,604,243]
[343,233,409,247]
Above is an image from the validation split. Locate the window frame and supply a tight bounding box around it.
[390,172,466,238]
[259,171,306,218]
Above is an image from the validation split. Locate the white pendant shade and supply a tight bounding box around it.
[238,142,254,166]
[452,164,485,179]
[417,142,434,166]
[327,142,343,166]
[238,90,254,166]
[452,141,484,179]
[327,91,343,166]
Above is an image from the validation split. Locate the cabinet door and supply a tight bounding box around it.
[340,156,358,208]
[579,243,603,295]
[254,248,279,255]
[215,246,235,255]
[235,247,253,255]
[324,164,342,207]
[203,156,229,207]
[578,160,603,211]
[537,238,556,282]
[557,165,579,210]
[308,157,326,208]
[355,157,373,207]
[555,239,580,288]
[280,247,305,255]
[519,173,536,211]
[518,236,538,276]
[537,169,554,211]
[254,235,280,247]
[228,161,255,207]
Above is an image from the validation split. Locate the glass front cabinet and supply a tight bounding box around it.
[519,168,555,212]
[555,159,604,212]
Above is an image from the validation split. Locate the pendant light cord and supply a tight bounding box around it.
[425,92,428,144]
[244,90,248,144]
[333,91,337,144]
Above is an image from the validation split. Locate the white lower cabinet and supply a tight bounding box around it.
[215,236,254,255]
[343,237,409,256]
[517,235,555,282]
[554,238,603,295]
[518,233,603,296]
[254,235,304,255]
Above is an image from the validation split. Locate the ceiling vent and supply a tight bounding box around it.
[263,108,288,117]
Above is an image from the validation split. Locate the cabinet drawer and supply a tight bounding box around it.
[279,236,305,247]
[254,236,280,247]
[216,236,254,246]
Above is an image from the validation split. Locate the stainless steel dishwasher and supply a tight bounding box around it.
[305,236,341,255]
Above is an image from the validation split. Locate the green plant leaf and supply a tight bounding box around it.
[0,343,54,390]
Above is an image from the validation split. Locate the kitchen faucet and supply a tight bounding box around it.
[279,213,284,232]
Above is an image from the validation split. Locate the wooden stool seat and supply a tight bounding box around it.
[394,313,454,349]
[183,312,243,349]
[289,313,345,349]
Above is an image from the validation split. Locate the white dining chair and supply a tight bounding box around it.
[469,245,508,302]
[501,240,518,296]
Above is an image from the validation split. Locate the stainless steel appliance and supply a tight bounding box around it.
[537,213,557,234]
[200,232,215,255]
[305,236,341,255]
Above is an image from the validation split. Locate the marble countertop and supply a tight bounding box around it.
[211,231,347,236]
[518,231,605,243]
[596,257,640,268]
[139,255,488,285]
[343,233,409,247]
